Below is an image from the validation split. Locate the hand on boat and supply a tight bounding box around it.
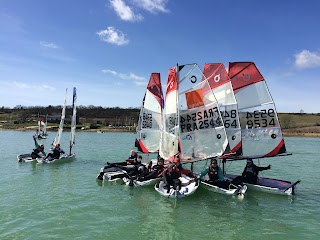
[267,164,271,169]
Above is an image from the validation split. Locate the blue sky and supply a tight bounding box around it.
[0,0,319,113]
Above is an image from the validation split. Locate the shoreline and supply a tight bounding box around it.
[1,126,319,137]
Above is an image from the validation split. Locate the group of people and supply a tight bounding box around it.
[31,136,65,161]
[98,149,272,192]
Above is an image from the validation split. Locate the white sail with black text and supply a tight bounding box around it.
[156,64,231,198]
[135,73,163,154]
[224,62,300,195]
[203,63,242,156]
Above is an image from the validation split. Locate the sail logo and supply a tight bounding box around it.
[243,74,251,81]
[189,75,197,83]
[182,134,192,140]
[214,74,220,82]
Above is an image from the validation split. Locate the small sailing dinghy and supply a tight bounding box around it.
[223,62,300,195]
[38,87,77,163]
[34,117,47,139]
[123,73,164,187]
[155,175,199,198]
[17,136,46,162]
[155,64,230,198]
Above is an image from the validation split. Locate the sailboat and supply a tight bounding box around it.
[97,73,164,185]
[34,117,47,139]
[196,63,247,196]
[38,87,77,163]
[155,63,231,198]
[17,136,46,162]
[223,62,300,195]
[123,73,164,186]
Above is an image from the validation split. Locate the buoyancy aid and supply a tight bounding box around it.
[208,166,219,181]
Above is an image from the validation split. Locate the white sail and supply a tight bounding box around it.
[160,64,229,161]
[203,63,242,156]
[135,73,163,153]
[69,87,77,155]
[52,88,67,147]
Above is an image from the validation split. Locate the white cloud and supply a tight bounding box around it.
[294,50,320,69]
[97,27,129,46]
[13,81,55,91]
[102,68,147,85]
[133,0,169,13]
[40,41,59,49]
[109,0,143,22]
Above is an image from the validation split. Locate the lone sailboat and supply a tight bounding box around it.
[38,87,77,163]
[224,62,300,195]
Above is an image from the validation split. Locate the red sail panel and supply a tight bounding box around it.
[263,139,287,157]
[165,67,177,97]
[203,63,230,89]
[147,73,163,108]
[228,62,264,91]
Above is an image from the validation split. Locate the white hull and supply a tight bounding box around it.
[225,174,300,195]
[154,176,199,198]
[37,153,76,164]
[200,181,247,197]
[96,167,128,182]
[17,153,44,163]
[123,177,160,187]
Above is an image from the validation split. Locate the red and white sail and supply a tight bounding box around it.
[228,62,287,158]
[136,73,164,153]
[203,63,242,156]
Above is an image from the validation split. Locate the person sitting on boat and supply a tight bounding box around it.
[232,158,271,185]
[44,144,65,161]
[106,150,139,167]
[196,158,230,189]
[163,155,195,193]
[31,136,46,159]
[241,158,271,184]
[137,158,166,181]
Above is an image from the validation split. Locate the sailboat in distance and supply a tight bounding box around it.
[224,62,300,195]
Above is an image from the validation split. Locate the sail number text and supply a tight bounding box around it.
[246,109,276,128]
[180,107,222,133]
[220,110,238,128]
[142,113,152,128]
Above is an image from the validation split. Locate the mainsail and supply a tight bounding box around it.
[52,88,67,147]
[203,63,242,156]
[228,62,287,158]
[160,64,229,161]
[135,73,163,153]
[69,87,77,155]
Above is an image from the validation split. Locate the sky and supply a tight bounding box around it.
[0,0,320,113]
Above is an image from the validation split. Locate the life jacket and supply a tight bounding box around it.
[167,165,181,179]
[208,166,219,181]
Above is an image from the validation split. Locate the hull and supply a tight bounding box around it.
[200,180,247,196]
[123,177,160,187]
[225,173,300,195]
[96,166,128,182]
[154,176,199,198]
[17,153,44,163]
[37,153,76,164]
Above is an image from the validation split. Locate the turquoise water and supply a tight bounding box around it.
[0,130,319,239]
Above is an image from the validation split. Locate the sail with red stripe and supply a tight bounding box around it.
[160,64,229,162]
[228,62,287,158]
[203,63,242,156]
[135,73,164,153]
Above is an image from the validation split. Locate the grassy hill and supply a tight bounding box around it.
[0,107,319,136]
